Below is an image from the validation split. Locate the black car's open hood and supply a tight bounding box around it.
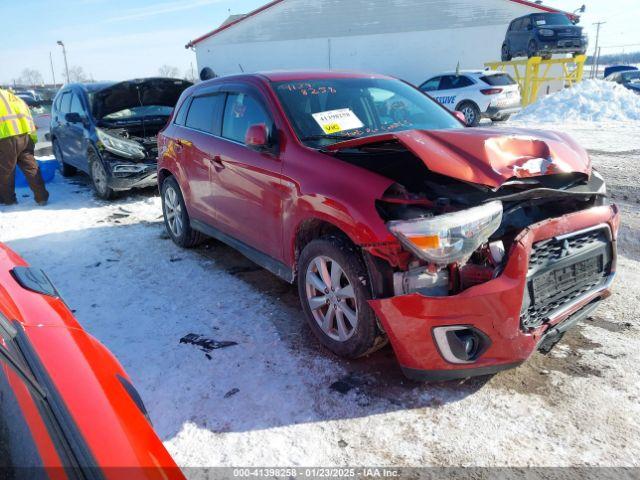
[92,77,192,120]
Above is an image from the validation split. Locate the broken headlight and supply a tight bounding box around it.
[388,201,503,266]
[96,128,146,160]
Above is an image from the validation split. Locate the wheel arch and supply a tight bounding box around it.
[455,98,479,112]
[158,168,174,187]
[293,218,352,270]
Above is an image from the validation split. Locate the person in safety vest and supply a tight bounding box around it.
[0,88,49,205]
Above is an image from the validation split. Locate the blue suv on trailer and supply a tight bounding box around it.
[50,78,191,199]
[502,12,587,61]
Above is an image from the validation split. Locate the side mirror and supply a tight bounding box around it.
[65,112,82,123]
[245,123,269,150]
[454,111,468,125]
[527,24,533,30]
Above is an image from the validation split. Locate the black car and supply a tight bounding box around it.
[502,13,587,61]
[50,78,191,199]
[605,69,640,95]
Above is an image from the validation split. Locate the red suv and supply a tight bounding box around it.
[157,71,618,381]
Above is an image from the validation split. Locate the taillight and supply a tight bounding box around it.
[480,88,503,95]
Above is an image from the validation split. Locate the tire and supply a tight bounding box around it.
[161,176,205,248]
[527,40,539,58]
[297,235,383,359]
[501,44,512,62]
[457,101,481,127]
[88,149,115,200]
[53,140,76,177]
[492,114,511,122]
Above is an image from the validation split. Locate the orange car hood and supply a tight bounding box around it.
[326,128,592,189]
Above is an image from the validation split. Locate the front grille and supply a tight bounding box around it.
[520,226,613,330]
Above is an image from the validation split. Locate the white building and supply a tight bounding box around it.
[187,0,573,85]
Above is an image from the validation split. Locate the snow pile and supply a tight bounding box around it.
[513,80,640,123]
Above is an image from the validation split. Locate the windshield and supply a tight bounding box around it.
[102,105,173,121]
[532,13,573,26]
[272,78,462,147]
[621,71,640,83]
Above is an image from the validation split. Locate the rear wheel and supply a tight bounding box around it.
[297,236,383,358]
[88,150,115,200]
[53,140,76,177]
[161,176,205,248]
[457,101,481,127]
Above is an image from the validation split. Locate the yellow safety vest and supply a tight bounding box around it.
[0,89,38,143]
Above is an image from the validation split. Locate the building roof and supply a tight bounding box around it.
[186,0,575,48]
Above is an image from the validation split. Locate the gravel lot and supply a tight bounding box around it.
[1,121,638,469]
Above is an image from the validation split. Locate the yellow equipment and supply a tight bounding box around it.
[485,55,587,106]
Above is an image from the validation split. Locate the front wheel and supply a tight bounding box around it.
[457,102,481,127]
[88,150,115,200]
[297,236,383,358]
[527,40,539,58]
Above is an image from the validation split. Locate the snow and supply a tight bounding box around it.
[513,79,640,123]
[1,117,640,468]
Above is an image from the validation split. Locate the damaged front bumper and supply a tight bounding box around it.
[368,204,620,382]
[103,155,158,191]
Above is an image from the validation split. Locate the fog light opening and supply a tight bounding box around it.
[432,326,491,364]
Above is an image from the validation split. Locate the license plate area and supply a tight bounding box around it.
[532,255,604,304]
[521,226,613,330]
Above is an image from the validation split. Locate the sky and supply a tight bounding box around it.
[1,0,638,85]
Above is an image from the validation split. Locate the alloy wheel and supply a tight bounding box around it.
[164,186,184,237]
[304,255,358,342]
[461,105,477,125]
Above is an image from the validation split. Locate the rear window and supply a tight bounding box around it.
[480,74,516,86]
[185,94,226,135]
[59,92,72,113]
[173,98,191,126]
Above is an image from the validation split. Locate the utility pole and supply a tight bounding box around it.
[595,46,602,79]
[57,40,70,83]
[591,22,606,78]
[49,51,56,86]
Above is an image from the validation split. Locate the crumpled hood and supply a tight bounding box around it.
[326,128,591,189]
[93,77,192,120]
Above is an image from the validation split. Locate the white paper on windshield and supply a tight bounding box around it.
[536,20,547,25]
[312,108,364,134]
